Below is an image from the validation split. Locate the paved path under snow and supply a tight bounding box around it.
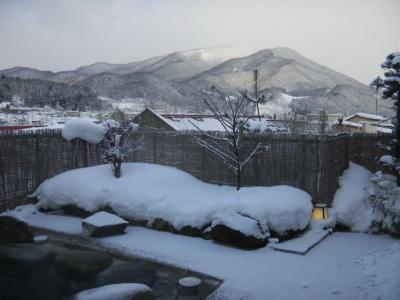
[270,224,332,255]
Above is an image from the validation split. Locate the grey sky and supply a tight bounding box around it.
[0,0,399,84]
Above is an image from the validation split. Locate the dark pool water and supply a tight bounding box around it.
[0,238,221,300]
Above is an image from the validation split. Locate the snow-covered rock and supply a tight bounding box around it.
[330,162,374,232]
[379,155,395,166]
[210,211,268,249]
[33,163,312,235]
[96,262,156,288]
[62,118,106,144]
[71,283,154,300]
[82,211,129,237]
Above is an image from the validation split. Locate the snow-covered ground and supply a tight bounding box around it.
[33,163,312,235]
[7,205,400,300]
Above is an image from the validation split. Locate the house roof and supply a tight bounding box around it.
[141,109,272,132]
[159,113,227,131]
[339,120,363,128]
[0,102,12,109]
[344,113,386,122]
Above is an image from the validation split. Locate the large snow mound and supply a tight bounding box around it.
[62,118,106,144]
[330,162,374,232]
[33,163,313,234]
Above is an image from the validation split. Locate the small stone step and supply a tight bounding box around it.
[82,211,129,237]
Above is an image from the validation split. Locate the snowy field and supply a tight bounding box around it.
[9,205,400,300]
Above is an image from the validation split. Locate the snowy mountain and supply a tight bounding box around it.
[0,46,390,115]
[139,47,250,80]
[75,55,165,75]
[0,66,55,80]
[188,47,362,91]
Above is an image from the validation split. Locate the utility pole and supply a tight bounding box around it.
[254,69,261,120]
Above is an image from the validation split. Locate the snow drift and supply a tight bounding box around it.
[33,163,312,234]
[330,162,374,232]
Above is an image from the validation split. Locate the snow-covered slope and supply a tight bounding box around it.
[139,46,250,80]
[186,47,363,91]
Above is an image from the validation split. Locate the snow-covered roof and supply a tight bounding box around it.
[336,120,363,128]
[376,127,393,134]
[159,113,278,132]
[142,109,267,132]
[344,113,386,122]
[0,102,12,109]
[159,114,227,131]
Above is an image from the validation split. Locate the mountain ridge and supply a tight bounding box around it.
[0,46,390,115]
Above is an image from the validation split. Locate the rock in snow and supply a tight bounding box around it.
[71,283,154,300]
[82,211,129,237]
[33,163,312,237]
[62,118,106,144]
[54,250,112,279]
[211,211,268,249]
[0,215,34,244]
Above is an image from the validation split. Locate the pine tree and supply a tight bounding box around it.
[370,76,384,115]
[379,52,400,184]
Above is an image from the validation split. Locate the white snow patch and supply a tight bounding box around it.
[330,162,374,232]
[62,118,106,144]
[379,155,395,166]
[245,119,287,133]
[258,93,307,117]
[83,211,128,227]
[33,163,312,234]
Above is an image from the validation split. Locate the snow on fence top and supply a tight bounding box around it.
[62,118,106,144]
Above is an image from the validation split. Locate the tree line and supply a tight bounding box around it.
[0,75,101,111]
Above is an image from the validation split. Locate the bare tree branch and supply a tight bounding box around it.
[194,92,268,190]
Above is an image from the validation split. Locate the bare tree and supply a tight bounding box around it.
[190,92,267,190]
[101,118,143,178]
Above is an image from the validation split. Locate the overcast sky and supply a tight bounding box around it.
[0,0,399,84]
